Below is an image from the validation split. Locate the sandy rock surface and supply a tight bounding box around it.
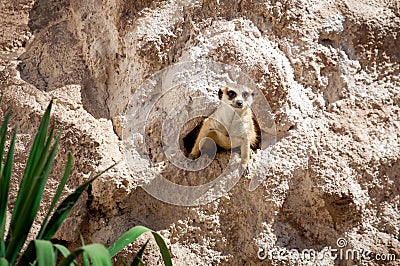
[1,0,399,265]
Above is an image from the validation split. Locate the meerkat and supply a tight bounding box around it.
[189,84,257,173]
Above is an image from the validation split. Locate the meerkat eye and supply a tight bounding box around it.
[243,91,249,98]
[227,90,237,98]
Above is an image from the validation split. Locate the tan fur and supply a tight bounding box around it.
[190,84,257,171]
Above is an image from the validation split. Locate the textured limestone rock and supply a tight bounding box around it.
[1,0,399,265]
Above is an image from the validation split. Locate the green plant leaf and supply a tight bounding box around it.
[34,240,55,266]
[131,257,145,266]
[0,110,14,257]
[17,241,34,265]
[5,102,61,264]
[151,232,172,266]
[54,244,71,259]
[108,226,150,257]
[0,128,16,257]
[31,125,56,179]
[60,244,112,266]
[12,101,52,217]
[0,100,172,266]
[38,152,72,239]
[40,163,116,240]
[108,226,172,266]
[54,244,76,266]
[0,257,8,266]
[5,130,60,264]
[83,253,90,266]
[131,240,149,266]
[80,232,90,266]
[0,109,12,172]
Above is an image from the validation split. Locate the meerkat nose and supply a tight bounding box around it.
[236,100,243,107]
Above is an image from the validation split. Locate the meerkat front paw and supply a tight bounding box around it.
[189,150,200,159]
[241,163,250,176]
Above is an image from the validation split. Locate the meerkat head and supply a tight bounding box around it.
[218,84,255,109]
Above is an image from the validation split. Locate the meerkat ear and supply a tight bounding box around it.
[218,89,223,99]
[251,92,255,97]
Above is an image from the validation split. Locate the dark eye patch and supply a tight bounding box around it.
[243,91,249,98]
[227,90,237,98]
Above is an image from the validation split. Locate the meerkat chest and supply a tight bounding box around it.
[209,105,251,147]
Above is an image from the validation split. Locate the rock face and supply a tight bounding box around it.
[1,0,399,265]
